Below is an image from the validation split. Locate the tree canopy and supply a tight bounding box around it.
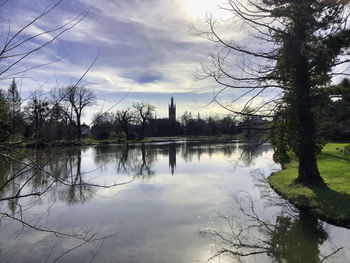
[201,0,350,185]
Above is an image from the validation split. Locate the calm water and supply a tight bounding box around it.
[1,141,350,262]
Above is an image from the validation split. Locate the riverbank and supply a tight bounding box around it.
[13,134,244,148]
[18,138,150,147]
[269,143,350,228]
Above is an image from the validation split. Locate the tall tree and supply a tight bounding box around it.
[6,78,24,136]
[115,109,135,140]
[180,111,192,135]
[5,79,27,141]
[25,89,50,149]
[53,85,96,141]
[7,79,21,117]
[319,78,350,140]
[91,112,115,139]
[0,89,10,142]
[133,102,155,138]
[201,0,350,185]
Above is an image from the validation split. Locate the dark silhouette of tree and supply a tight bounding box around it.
[0,90,11,142]
[137,143,155,177]
[320,78,350,140]
[221,116,237,135]
[6,79,21,119]
[133,102,155,139]
[201,179,342,263]
[63,150,95,204]
[115,108,135,139]
[25,89,50,149]
[271,108,291,169]
[53,85,96,141]
[180,111,192,135]
[91,112,115,139]
[6,78,24,138]
[199,0,350,185]
[268,210,328,263]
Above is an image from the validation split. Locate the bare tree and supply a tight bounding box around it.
[0,0,88,81]
[114,108,135,140]
[180,111,192,135]
[52,85,96,141]
[133,102,155,139]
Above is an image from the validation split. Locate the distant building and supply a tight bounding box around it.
[81,123,90,136]
[168,96,176,122]
[240,115,269,136]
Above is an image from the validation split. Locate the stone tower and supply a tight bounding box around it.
[168,96,176,122]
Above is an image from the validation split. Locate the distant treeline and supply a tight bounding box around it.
[0,78,96,146]
[318,79,350,141]
[91,110,245,140]
[1,78,349,145]
[0,79,252,144]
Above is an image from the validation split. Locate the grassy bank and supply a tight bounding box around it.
[269,143,350,228]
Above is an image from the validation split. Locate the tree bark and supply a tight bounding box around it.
[293,15,323,185]
[77,119,81,141]
[141,122,146,139]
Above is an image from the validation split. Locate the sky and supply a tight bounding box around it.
[1,0,349,124]
[0,0,272,123]
[0,0,240,123]
[0,0,292,126]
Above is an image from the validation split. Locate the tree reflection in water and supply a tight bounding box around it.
[93,143,157,179]
[0,141,286,262]
[201,174,343,263]
[0,147,121,262]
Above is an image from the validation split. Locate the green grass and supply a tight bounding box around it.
[269,143,350,227]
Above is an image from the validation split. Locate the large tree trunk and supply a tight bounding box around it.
[294,66,322,185]
[295,97,322,185]
[293,18,323,186]
[295,78,322,185]
[77,119,81,141]
[141,122,146,139]
[124,122,129,140]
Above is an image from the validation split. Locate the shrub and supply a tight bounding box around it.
[344,145,350,156]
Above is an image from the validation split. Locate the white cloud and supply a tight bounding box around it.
[1,0,259,121]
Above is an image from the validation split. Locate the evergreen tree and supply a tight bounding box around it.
[202,0,350,185]
[271,0,350,185]
[7,78,21,118]
[0,89,10,141]
[320,78,350,140]
[5,78,24,138]
[25,90,50,148]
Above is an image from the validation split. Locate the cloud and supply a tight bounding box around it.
[0,0,255,122]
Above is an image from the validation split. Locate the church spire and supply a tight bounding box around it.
[168,96,176,122]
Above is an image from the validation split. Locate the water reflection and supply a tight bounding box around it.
[1,142,272,210]
[92,142,271,178]
[93,144,157,179]
[201,174,342,263]
[1,141,348,263]
[169,143,176,175]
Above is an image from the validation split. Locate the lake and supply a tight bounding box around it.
[1,141,350,262]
